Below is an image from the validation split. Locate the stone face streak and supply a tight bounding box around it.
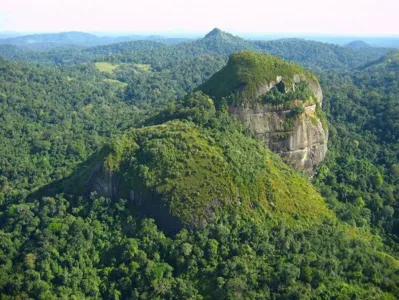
[228,76,328,176]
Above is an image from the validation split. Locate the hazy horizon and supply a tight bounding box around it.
[1,0,398,36]
[1,29,399,39]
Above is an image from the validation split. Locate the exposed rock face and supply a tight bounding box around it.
[228,76,327,176]
[85,161,120,199]
[84,160,183,233]
[65,119,332,234]
[198,51,328,175]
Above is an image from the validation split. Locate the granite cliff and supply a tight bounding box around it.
[198,51,328,175]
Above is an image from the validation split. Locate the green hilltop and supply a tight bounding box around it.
[1,40,399,298]
[345,40,371,49]
[363,50,399,70]
[198,50,318,105]
[65,92,333,232]
[60,53,330,230]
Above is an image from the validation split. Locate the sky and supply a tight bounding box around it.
[1,0,398,36]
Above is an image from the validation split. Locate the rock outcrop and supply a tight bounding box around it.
[61,121,332,232]
[198,51,328,175]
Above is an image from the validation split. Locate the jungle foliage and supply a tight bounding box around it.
[0,29,398,299]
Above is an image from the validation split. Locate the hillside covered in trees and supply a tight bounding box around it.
[0,29,398,299]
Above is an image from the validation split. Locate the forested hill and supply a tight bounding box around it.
[345,40,371,49]
[100,29,392,71]
[0,29,399,299]
[0,57,141,201]
[1,52,399,299]
[0,28,392,71]
[0,31,100,47]
[315,50,399,244]
[255,38,389,71]
[0,31,192,49]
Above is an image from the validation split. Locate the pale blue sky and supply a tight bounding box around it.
[1,0,398,35]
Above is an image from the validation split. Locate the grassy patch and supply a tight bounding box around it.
[95,62,119,74]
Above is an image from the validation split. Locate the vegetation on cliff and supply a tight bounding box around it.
[198,51,318,105]
[2,90,398,299]
[261,81,314,106]
[197,51,328,175]
[73,92,332,229]
[0,30,398,299]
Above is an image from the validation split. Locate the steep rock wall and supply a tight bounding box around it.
[84,161,183,233]
[228,75,327,176]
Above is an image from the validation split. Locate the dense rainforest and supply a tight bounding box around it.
[0,29,398,299]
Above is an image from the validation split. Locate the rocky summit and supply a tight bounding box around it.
[198,51,328,175]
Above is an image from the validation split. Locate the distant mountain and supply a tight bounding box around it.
[182,28,255,55]
[0,28,392,71]
[0,31,100,47]
[0,32,26,39]
[361,50,399,71]
[255,38,390,70]
[128,29,391,71]
[0,31,190,49]
[345,40,371,49]
[204,27,225,38]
